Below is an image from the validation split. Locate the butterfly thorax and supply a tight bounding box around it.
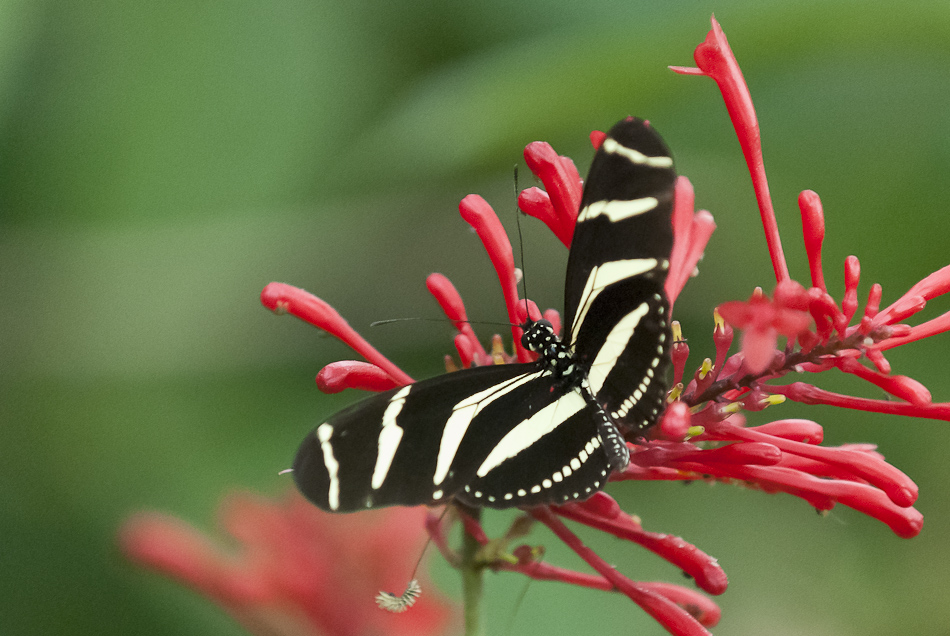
[521,319,581,386]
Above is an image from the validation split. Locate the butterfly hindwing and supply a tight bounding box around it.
[565,117,675,432]
[457,387,614,508]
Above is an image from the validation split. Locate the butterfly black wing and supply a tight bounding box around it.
[292,116,676,513]
[565,118,676,433]
[293,362,616,511]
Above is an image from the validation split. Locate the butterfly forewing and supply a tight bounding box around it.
[294,363,530,511]
[294,363,613,511]
[565,117,675,432]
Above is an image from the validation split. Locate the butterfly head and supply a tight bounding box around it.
[520,319,556,353]
[522,319,579,381]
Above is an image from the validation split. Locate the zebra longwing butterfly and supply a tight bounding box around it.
[293,117,675,512]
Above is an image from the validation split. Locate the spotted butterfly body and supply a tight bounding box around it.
[293,117,675,512]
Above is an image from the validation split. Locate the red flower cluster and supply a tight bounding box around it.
[122,16,950,636]
[119,491,455,636]
[259,18,949,636]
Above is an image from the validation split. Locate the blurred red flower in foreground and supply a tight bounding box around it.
[119,491,455,636]
[122,16,950,636]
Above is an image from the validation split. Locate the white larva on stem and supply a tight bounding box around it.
[375,579,422,613]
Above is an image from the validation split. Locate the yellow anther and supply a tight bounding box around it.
[698,357,713,380]
[713,308,725,331]
[491,334,507,365]
[722,402,741,414]
[667,383,684,402]
[672,320,684,342]
[686,425,706,438]
[761,394,786,407]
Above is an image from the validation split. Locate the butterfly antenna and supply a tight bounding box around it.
[371,317,515,329]
[370,317,446,327]
[513,165,531,326]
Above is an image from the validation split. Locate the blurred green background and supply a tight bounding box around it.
[2,1,949,634]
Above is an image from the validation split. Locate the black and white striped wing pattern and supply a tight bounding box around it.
[293,363,615,511]
[565,117,675,433]
[291,116,676,512]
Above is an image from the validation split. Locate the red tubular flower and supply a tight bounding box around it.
[798,190,827,292]
[530,507,716,636]
[670,322,690,386]
[261,282,415,387]
[458,194,533,362]
[316,361,401,394]
[119,491,455,636]
[717,285,813,374]
[519,141,583,247]
[671,17,789,283]
[553,494,728,596]
[426,273,490,367]
[659,399,692,441]
[662,173,718,310]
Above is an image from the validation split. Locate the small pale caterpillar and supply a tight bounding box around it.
[375,579,422,613]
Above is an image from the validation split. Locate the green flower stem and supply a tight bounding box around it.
[459,505,484,636]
